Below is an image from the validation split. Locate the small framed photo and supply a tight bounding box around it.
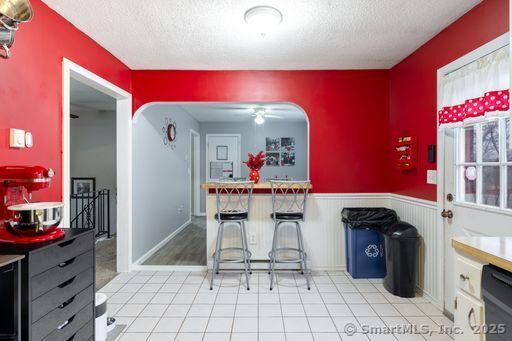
[281,137,295,151]
[265,152,280,166]
[281,152,296,166]
[72,177,96,197]
[266,137,280,152]
[216,145,228,160]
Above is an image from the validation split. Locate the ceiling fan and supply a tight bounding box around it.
[251,107,284,124]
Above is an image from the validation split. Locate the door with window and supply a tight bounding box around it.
[443,117,512,314]
[206,134,241,181]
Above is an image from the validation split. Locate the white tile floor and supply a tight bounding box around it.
[100,271,453,341]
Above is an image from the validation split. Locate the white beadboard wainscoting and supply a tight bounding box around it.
[206,192,440,305]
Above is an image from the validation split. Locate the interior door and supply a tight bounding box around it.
[443,124,512,315]
[207,135,241,181]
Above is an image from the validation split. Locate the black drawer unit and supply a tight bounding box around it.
[0,229,95,341]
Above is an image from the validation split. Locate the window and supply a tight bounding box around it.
[456,117,512,210]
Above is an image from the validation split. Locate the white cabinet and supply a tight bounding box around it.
[454,252,485,341]
[454,290,484,341]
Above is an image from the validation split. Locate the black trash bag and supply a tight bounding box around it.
[341,207,398,231]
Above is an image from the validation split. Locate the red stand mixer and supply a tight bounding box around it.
[0,166,65,244]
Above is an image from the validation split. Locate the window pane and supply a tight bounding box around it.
[462,166,477,203]
[507,119,512,162]
[482,166,500,207]
[462,126,476,163]
[508,166,512,209]
[482,121,499,162]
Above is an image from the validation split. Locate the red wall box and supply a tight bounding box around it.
[394,136,417,171]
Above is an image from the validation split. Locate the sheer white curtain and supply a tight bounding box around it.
[439,46,509,109]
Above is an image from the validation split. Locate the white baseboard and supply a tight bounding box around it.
[195,212,206,217]
[134,219,192,265]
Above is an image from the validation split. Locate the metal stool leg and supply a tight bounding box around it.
[239,222,250,290]
[296,222,311,290]
[269,221,280,290]
[215,222,224,275]
[241,221,252,275]
[211,222,224,290]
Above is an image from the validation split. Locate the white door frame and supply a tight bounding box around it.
[190,129,201,216]
[436,33,509,312]
[62,58,133,272]
[205,134,242,181]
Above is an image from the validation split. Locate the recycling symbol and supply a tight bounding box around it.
[365,244,379,258]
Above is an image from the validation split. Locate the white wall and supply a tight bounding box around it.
[132,104,200,263]
[70,106,117,235]
[199,121,308,212]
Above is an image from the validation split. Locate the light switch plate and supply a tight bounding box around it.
[427,170,437,185]
[9,128,25,148]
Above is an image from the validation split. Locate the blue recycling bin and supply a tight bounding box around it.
[342,208,397,279]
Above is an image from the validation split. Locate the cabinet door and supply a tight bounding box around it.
[454,290,484,341]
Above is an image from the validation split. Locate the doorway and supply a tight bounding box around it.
[206,134,242,181]
[62,59,133,280]
[191,130,201,216]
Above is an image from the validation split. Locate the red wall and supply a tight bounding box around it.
[0,0,131,202]
[132,70,391,193]
[389,0,509,201]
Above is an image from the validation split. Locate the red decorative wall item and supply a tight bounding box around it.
[395,136,417,171]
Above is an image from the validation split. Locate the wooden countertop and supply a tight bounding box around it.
[201,182,313,190]
[0,254,24,267]
[452,237,512,272]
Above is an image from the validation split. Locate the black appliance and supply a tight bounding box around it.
[482,264,512,340]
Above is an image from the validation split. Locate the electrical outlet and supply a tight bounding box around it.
[427,170,437,185]
[249,233,257,245]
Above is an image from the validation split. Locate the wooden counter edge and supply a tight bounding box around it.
[0,254,25,268]
[452,239,512,273]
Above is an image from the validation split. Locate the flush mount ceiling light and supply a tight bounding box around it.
[254,112,265,125]
[244,6,283,37]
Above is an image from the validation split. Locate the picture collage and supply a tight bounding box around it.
[265,137,296,166]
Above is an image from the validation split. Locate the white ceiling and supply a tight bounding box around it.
[178,102,307,122]
[70,78,116,112]
[42,0,480,70]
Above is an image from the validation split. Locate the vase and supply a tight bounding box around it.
[249,168,260,183]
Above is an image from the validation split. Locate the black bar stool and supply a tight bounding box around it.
[268,180,311,290]
[210,181,254,290]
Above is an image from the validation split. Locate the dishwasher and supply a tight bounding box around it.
[482,265,512,340]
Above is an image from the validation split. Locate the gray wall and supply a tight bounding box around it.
[70,107,117,235]
[199,121,308,212]
[132,104,200,262]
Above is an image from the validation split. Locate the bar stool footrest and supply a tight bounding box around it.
[269,248,306,263]
[214,247,252,263]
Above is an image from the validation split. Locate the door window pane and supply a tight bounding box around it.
[508,166,512,209]
[482,166,500,207]
[506,119,512,162]
[463,126,476,163]
[462,166,477,203]
[482,121,499,162]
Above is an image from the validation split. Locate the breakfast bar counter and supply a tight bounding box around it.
[201,182,314,190]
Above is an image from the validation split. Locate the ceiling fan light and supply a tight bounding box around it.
[244,6,282,36]
[254,114,265,125]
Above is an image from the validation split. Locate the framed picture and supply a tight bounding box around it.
[216,145,228,160]
[72,177,96,196]
[265,152,280,166]
[281,152,296,166]
[281,137,295,151]
[266,137,280,151]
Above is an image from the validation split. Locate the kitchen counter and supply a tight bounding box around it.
[0,254,24,267]
[452,237,512,272]
[201,182,313,190]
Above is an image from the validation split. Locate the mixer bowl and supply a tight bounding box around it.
[7,202,63,235]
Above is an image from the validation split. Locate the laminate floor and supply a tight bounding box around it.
[143,216,207,266]
[96,235,118,289]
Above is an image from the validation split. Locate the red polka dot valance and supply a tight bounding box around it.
[438,89,510,126]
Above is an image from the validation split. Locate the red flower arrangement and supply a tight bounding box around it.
[244,151,265,183]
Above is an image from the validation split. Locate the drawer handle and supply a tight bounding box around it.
[460,274,470,281]
[57,314,75,330]
[58,295,76,309]
[58,257,76,268]
[59,239,75,248]
[468,307,478,332]
[58,276,76,288]
[66,333,77,341]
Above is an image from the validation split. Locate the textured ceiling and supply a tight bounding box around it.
[42,0,480,70]
[178,102,307,123]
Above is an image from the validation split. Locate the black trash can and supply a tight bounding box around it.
[383,221,420,298]
[341,208,398,278]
